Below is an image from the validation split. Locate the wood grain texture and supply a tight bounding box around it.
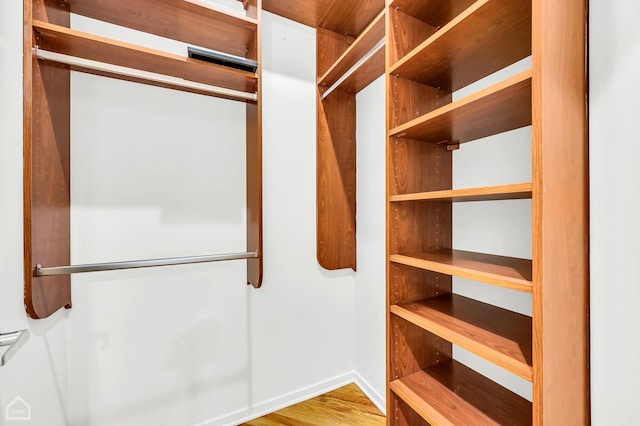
[532,0,590,423]
[319,0,385,36]
[318,11,385,89]
[390,183,532,202]
[246,0,262,288]
[243,384,385,425]
[389,76,451,129]
[333,45,385,94]
[24,0,72,319]
[390,70,532,143]
[390,250,533,293]
[392,294,533,381]
[33,21,258,93]
[68,0,257,58]
[317,27,351,80]
[390,360,532,426]
[390,0,531,92]
[388,8,438,66]
[317,89,356,270]
[390,0,476,28]
[391,395,432,426]
[263,0,333,28]
[390,316,452,381]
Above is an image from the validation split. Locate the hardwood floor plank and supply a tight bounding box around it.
[242,384,385,426]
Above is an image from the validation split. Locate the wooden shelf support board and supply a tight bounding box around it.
[24,0,72,319]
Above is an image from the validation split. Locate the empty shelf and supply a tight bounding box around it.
[391,294,532,381]
[390,360,532,425]
[67,0,257,58]
[390,183,532,202]
[390,70,532,143]
[390,0,531,92]
[33,21,257,98]
[390,250,532,292]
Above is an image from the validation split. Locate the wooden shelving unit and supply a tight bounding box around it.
[386,0,589,424]
[316,0,385,271]
[24,0,263,319]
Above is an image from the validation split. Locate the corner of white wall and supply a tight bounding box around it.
[589,1,640,424]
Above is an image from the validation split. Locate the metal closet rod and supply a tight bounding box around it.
[35,251,259,277]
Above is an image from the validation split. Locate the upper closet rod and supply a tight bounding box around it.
[36,251,259,277]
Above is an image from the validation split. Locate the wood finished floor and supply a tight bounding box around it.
[241,384,386,426]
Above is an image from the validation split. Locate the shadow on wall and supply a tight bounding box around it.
[71,74,247,224]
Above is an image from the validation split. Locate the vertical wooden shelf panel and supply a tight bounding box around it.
[24,0,72,319]
[317,89,357,270]
[532,0,589,423]
[316,0,385,271]
[246,0,263,288]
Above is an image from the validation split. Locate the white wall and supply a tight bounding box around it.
[354,76,387,410]
[0,2,70,425]
[64,10,356,426]
[590,1,640,424]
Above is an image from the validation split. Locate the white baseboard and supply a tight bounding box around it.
[194,371,387,426]
[195,372,355,426]
[354,372,386,415]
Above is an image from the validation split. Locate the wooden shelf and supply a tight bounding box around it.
[390,183,532,203]
[390,0,531,92]
[390,0,476,28]
[318,11,385,94]
[390,360,532,425]
[319,0,385,36]
[390,250,532,292]
[389,70,531,143]
[391,294,532,381]
[33,21,257,97]
[68,0,258,58]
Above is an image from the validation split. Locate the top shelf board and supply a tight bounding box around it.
[390,0,532,92]
[66,0,258,59]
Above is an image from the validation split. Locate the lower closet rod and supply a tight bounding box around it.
[35,251,259,277]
